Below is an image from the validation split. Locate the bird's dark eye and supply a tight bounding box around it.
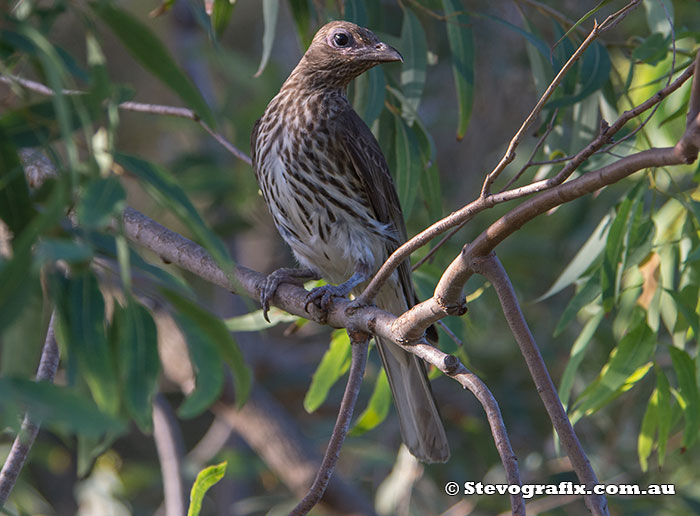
[332,31,351,48]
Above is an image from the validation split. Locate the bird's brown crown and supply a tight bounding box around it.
[290,21,402,89]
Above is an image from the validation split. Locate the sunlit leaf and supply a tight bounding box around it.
[187,462,227,516]
[638,387,657,472]
[572,316,655,420]
[304,330,351,413]
[253,0,279,77]
[441,0,474,140]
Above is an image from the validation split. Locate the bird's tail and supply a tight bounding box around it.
[373,283,450,463]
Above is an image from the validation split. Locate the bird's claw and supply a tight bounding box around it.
[261,268,316,323]
[305,284,352,322]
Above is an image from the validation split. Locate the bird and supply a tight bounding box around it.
[250,20,449,463]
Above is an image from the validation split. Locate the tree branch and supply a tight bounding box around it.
[0,312,59,507]
[288,331,369,516]
[153,394,186,516]
[479,0,642,197]
[0,74,252,166]
[470,254,607,516]
[355,51,693,307]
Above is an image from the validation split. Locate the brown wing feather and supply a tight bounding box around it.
[336,108,438,340]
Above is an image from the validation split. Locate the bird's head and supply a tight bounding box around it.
[298,21,402,88]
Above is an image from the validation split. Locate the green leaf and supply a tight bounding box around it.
[76,176,126,229]
[572,317,656,420]
[560,310,604,409]
[643,0,674,38]
[553,0,613,49]
[35,238,94,266]
[669,347,700,449]
[304,330,351,413]
[632,33,668,66]
[174,314,224,418]
[253,0,279,77]
[537,213,611,302]
[288,0,312,49]
[474,12,549,61]
[0,134,34,235]
[638,387,658,472]
[224,308,298,332]
[53,272,120,416]
[344,0,367,26]
[349,368,390,436]
[602,194,635,312]
[187,462,227,516]
[668,287,700,347]
[353,66,386,128]
[0,180,66,333]
[93,2,215,127]
[0,378,125,437]
[553,275,600,337]
[115,154,232,272]
[0,98,86,148]
[114,299,160,432]
[211,0,236,38]
[546,42,611,110]
[400,7,427,125]
[656,367,671,466]
[441,0,474,140]
[164,290,251,409]
[394,115,421,218]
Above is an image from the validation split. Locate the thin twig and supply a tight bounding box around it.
[289,331,369,516]
[152,394,186,516]
[501,108,559,192]
[0,312,59,507]
[0,74,252,166]
[480,0,641,197]
[471,254,607,516]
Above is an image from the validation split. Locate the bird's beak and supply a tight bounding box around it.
[366,42,403,63]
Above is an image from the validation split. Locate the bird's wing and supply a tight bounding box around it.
[335,108,417,302]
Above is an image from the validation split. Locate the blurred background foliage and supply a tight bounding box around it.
[1,0,700,514]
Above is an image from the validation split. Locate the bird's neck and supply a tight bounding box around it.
[281,57,352,95]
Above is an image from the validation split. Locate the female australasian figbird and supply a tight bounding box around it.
[251,20,449,463]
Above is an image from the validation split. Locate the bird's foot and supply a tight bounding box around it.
[304,283,355,322]
[261,268,318,322]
